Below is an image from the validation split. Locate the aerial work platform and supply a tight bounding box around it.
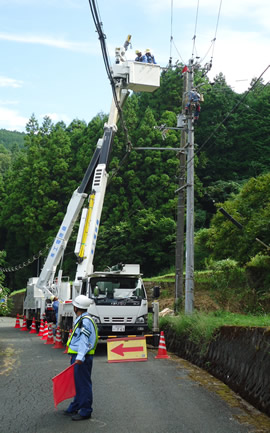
[111,60,160,93]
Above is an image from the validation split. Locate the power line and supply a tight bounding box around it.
[199,0,222,70]
[168,0,186,66]
[87,0,132,151]
[169,0,173,66]
[191,0,200,60]
[210,0,222,62]
[0,244,50,273]
[172,39,186,65]
[186,64,270,168]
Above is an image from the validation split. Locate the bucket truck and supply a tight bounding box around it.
[23,36,160,338]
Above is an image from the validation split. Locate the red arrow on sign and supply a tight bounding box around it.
[111,343,144,357]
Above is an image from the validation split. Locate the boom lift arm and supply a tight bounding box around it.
[36,36,160,299]
[36,145,101,296]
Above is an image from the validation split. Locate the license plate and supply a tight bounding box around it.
[112,325,125,332]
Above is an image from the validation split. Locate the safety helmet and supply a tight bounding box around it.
[135,49,140,54]
[50,295,55,301]
[73,295,91,309]
[145,48,151,53]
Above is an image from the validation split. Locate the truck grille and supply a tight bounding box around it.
[103,317,133,323]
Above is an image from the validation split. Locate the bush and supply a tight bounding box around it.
[0,286,13,316]
[205,259,256,311]
[194,228,212,270]
[245,254,270,293]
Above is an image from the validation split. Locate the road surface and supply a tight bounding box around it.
[0,316,269,433]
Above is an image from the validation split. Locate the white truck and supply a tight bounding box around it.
[23,36,160,338]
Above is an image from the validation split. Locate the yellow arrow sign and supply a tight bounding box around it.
[107,337,148,363]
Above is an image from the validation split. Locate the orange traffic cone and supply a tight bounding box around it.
[20,316,28,331]
[53,327,64,349]
[14,314,21,329]
[155,331,170,359]
[41,321,48,340]
[45,324,54,344]
[38,318,44,337]
[63,329,72,353]
[29,317,37,334]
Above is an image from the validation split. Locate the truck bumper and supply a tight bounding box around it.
[98,323,149,338]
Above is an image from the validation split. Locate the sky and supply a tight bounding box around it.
[0,0,270,132]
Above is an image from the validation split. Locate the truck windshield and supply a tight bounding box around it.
[90,277,146,300]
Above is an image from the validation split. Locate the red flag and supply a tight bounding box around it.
[52,364,76,408]
[182,65,190,73]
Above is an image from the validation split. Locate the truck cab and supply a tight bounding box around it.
[81,264,148,337]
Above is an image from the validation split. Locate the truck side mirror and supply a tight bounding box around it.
[153,286,160,298]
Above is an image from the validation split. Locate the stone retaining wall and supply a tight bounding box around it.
[164,325,270,417]
[9,292,24,317]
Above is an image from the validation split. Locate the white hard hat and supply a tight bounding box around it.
[73,295,91,309]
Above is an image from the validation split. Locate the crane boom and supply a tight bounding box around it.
[34,37,160,303]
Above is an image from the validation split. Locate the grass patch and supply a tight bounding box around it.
[144,276,175,283]
[9,289,26,297]
[149,311,270,355]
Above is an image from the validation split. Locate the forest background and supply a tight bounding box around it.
[1,66,270,310]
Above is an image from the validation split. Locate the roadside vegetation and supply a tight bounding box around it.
[147,259,270,349]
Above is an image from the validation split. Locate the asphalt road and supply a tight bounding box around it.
[0,316,269,433]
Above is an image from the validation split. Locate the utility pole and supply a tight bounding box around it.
[185,60,195,314]
[175,71,188,309]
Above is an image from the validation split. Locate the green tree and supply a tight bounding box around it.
[208,173,270,264]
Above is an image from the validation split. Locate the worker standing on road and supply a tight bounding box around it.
[64,295,98,421]
[51,296,59,325]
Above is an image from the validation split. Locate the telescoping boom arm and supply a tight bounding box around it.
[36,145,101,295]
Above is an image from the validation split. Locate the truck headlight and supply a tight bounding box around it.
[136,315,147,324]
[90,315,100,324]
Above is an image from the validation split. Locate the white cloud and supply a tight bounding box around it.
[208,28,270,92]
[0,76,23,88]
[0,107,28,131]
[0,32,98,54]
[39,112,71,125]
[0,99,19,105]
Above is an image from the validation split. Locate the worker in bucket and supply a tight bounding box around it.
[135,49,143,62]
[143,48,157,64]
[64,295,98,421]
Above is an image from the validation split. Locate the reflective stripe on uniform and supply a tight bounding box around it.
[81,327,91,338]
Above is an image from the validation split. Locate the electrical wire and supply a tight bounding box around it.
[169,0,173,66]
[191,0,200,60]
[210,0,222,63]
[166,0,186,67]
[87,0,132,151]
[200,0,222,68]
[0,244,50,273]
[172,39,186,65]
[186,64,270,169]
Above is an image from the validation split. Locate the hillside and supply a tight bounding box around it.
[144,268,270,314]
[0,69,270,292]
[0,128,25,151]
